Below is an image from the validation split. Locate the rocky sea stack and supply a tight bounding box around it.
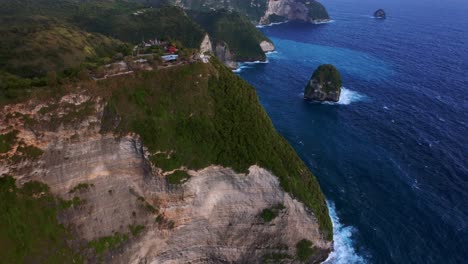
[304,64,342,102]
[374,9,386,19]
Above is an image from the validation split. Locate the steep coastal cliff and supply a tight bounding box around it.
[1,60,332,263]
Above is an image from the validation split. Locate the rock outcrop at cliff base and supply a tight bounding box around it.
[260,40,276,52]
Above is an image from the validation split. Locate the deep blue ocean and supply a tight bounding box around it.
[237,0,468,263]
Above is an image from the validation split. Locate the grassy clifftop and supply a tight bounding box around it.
[99,60,332,239]
[1,0,205,48]
[303,0,330,20]
[72,5,205,48]
[0,16,127,78]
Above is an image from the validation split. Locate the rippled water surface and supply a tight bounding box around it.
[237,0,468,263]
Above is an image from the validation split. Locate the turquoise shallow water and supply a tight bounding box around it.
[237,0,468,263]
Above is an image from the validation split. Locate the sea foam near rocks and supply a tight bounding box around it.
[256,21,289,28]
[336,88,366,105]
[312,20,336,24]
[233,60,269,73]
[320,88,366,105]
[322,202,367,264]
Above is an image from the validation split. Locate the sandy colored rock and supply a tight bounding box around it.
[260,40,276,53]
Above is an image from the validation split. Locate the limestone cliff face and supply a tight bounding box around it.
[199,36,274,68]
[199,34,213,54]
[121,166,331,263]
[0,94,332,263]
[214,42,239,69]
[198,34,238,68]
[260,40,276,53]
[260,0,330,25]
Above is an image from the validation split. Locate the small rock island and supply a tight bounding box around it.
[304,64,342,102]
[374,9,386,19]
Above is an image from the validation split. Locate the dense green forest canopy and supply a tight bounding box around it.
[0,0,205,47]
[0,176,82,263]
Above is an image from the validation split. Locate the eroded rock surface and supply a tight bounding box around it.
[260,40,276,53]
[214,42,239,69]
[121,165,331,263]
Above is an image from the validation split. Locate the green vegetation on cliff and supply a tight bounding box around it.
[99,59,332,238]
[296,239,317,261]
[0,131,18,153]
[179,0,330,22]
[166,171,191,184]
[299,0,330,20]
[0,16,127,78]
[0,176,81,263]
[311,64,342,93]
[179,0,268,22]
[73,5,205,48]
[260,204,284,222]
[0,0,205,48]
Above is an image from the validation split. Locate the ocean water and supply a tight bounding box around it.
[237,0,468,263]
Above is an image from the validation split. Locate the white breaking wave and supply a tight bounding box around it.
[256,21,289,28]
[313,19,336,24]
[232,65,251,73]
[244,60,269,64]
[306,87,367,105]
[323,88,366,105]
[322,202,367,264]
[232,60,269,73]
[337,88,366,105]
[303,88,366,105]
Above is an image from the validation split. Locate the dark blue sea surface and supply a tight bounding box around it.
[237,0,468,263]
